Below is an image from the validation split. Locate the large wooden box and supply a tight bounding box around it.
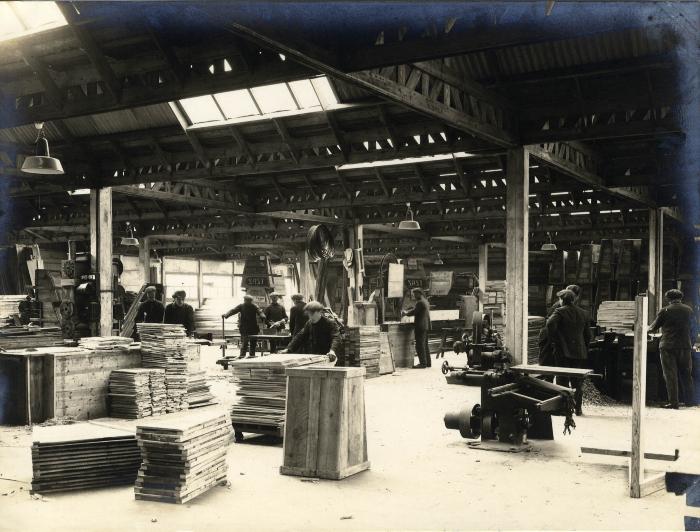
[383,322,415,368]
[281,366,369,480]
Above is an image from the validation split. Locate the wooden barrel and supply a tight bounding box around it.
[383,322,415,368]
[281,366,369,480]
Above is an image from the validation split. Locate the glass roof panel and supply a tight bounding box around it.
[251,83,297,113]
[214,89,260,119]
[0,1,67,42]
[179,95,224,124]
[289,80,321,109]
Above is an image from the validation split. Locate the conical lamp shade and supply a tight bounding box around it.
[21,136,64,175]
[120,236,140,246]
[398,219,421,230]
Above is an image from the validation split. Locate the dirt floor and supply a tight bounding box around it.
[1,346,698,531]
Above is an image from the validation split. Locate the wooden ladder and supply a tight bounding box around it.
[120,284,147,337]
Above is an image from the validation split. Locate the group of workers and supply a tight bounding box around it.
[541,285,696,414]
[135,288,341,361]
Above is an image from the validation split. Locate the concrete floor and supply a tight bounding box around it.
[1,347,698,531]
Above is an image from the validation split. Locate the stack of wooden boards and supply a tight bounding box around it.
[194,298,238,339]
[79,336,134,350]
[0,326,63,349]
[138,323,189,412]
[184,341,216,409]
[0,295,25,319]
[344,326,381,378]
[135,410,231,504]
[108,368,166,419]
[597,301,636,332]
[527,316,546,364]
[230,353,328,436]
[31,423,141,493]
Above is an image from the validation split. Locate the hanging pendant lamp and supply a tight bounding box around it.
[398,203,421,230]
[21,123,64,175]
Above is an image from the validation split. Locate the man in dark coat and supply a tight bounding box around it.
[546,289,592,415]
[280,301,339,361]
[264,292,288,331]
[164,290,195,336]
[223,295,268,358]
[136,286,164,324]
[649,289,696,409]
[402,287,432,369]
[289,293,308,337]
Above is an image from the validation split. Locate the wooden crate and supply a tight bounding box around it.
[383,322,415,368]
[281,366,369,480]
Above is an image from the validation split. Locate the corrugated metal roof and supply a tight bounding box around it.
[450,27,673,81]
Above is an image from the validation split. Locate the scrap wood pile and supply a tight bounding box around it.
[108,368,166,419]
[135,410,231,504]
[137,323,189,413]
[230,353,328,431]
[527,316,546,364]
[344,326,381,378]
[0,326,63,349]
[31,422,141,493]
[597,301,636,332]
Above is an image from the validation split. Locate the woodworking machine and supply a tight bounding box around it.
[444,365,594,445]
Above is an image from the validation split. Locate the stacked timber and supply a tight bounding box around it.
[31,423,140,493]
[135,410,231,504]
[0,295,25,319]
[138,324,189,413]
[230,353,328,435]
[378,331,395,375]
[0,326,63,349]
[194,298,238,339]
[344,326,381,378]
[597,301,636,332]
[79,336,133,350]
[527,316,546,364]
[108,368,166,419]
[183,342,216,409]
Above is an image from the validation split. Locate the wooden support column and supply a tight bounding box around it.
[648,208,664,319]
[139,236,151,286]
[505,147,529,364]
[478,244,488,312]
[90,188,113,337]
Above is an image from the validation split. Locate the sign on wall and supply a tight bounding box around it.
[387,263,405,298]
[430,271,454,296]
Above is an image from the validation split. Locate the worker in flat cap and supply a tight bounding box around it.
[136,286,164,324]
[223,294,269,358]
[289,294,308,337]
[280,301,338,362]
[402,287,432,369]
[164,290,195,336]
[649,289,696,409]
[264,292,288,331]
[546,289,592,416]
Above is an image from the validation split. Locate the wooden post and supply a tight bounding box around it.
[139,236,151,286]
[90,188,113,337]
[647,208,664,320]
[478,243,489,312]
[505,147,529,364]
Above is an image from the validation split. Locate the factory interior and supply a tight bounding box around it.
[0,2,699,530]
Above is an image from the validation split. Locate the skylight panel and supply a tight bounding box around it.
[288,79,321,109]
[310,77,338,108]
[251,83,297,113]
[214,89,260,119]
[179,95,223,124]
[0,1,67,42]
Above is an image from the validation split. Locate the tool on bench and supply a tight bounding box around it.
[444,365,596,446]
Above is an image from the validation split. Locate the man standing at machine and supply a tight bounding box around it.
[280,301,339,362]
[264,292,288,331]
[649,289,696,409]
[546,289,591,416]
[136,286,164,324]
[402,287,432,369]
[223,294,268,358]
[164,290,195,336]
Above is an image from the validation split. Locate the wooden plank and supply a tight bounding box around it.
[581,447,679,462]
[647,208,663,319]
[629,295,648,498]
[504,147,529,363]
[478,244,488,312]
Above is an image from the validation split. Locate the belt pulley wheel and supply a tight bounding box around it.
[444,402,482,439]
[59,301,75,319]
[472,311,485,343]
[441,360,450,375]
[306,224,335,261]
[61,320,76,338]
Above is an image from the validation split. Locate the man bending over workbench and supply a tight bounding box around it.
[279,301,339,362]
